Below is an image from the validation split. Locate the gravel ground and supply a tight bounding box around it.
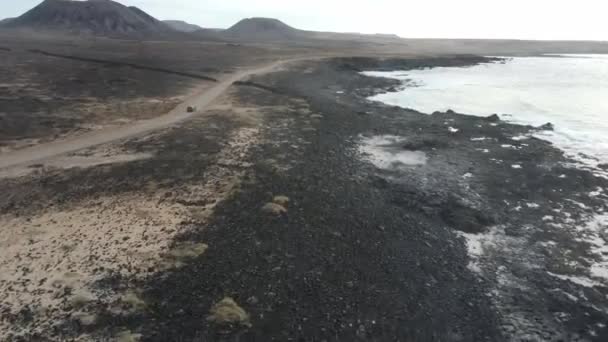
[1,56,608,341]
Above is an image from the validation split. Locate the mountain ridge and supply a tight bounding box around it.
[163,20,203,33]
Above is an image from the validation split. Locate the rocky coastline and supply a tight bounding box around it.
[1,55,607,341]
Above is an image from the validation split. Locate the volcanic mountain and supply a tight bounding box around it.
[3,0,173,37]
[163,20,203,33]
[219,17,403,45]
[221,17,305,41]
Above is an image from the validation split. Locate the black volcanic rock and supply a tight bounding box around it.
[5,0,172,37]
[485,114,501,122]
[538,122,555,131]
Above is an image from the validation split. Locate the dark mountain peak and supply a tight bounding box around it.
[228,17,295,32]
[5,0,172,37]
[224,17,301,41]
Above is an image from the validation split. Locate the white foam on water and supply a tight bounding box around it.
[550,288,579,302]
[589,187,604,197]
[545,212,608,288]
[548,272,604,288]
[364,58,608,335]
[363,54,608,171]
[580,214,608,283]
[566,199,589,209]
[501,144,518,149]
[358,135,427,170]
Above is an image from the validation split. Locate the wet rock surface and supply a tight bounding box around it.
[1,56,608,341]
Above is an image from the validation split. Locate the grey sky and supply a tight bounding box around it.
[2,0,607,41]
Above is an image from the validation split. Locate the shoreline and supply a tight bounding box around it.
[344,57,608,340]
[359,54,608,176]
[1,56,608,340]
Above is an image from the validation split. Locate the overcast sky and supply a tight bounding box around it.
[2,0,607,41]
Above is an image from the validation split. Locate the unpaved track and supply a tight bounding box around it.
[0,58,299,170]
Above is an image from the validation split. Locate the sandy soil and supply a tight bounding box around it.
[0,89,271,340]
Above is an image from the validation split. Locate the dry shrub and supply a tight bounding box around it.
[207,297,251,327]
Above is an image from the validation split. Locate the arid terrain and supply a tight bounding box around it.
[0,30,309,154]
[2,1,608,341]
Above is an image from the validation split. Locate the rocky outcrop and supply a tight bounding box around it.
[485,114,501,122]
[537,122,555,131]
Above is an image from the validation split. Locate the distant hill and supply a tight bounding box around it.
[222,18,304,41]
[0,18,14,25]
[371,33,401,39]
[3,0,173,37]
[1,2,401,44]
[0,2,405,45]
[218,17,404,45]
[163,20,203,33]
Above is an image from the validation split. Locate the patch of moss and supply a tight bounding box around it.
[73,312,97,326]
[207,297,251,327]
[121,290,147,310]
[272,195,290,206]
[116,330,142,342]
[70,290,96,309]
[262,202,287,215]
[167,242,209,260]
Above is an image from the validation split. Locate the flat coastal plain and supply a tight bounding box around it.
[1,33,608,341]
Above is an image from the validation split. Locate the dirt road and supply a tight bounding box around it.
[0,58,294,170]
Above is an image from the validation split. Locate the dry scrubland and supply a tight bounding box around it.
[0,32,306,153]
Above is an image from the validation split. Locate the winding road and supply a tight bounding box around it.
[0,58,295,170]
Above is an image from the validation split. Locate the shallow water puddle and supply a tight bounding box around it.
[359,135,427,170]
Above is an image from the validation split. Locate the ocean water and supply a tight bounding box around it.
[362,55,608,168]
